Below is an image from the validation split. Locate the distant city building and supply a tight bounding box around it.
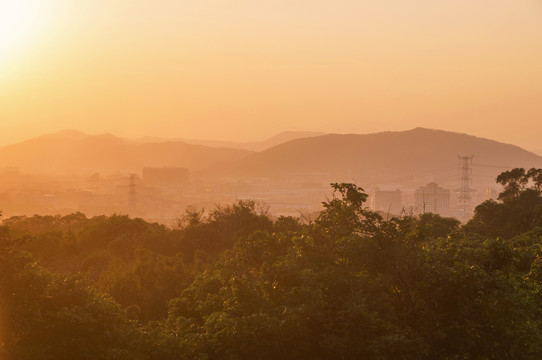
[369,188,403,216]
[485,188,498,201]
[142,167,189,186]
[414,183,450,217]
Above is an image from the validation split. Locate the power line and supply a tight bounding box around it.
[472,163,517,169]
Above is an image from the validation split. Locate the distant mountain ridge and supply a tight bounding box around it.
[0,131,253,175]
[3,128,541,186]
[200,128,542,187]
[136,131,324,151]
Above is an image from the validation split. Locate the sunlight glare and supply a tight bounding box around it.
[0,0,50,68]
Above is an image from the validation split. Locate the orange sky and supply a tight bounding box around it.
[1,0,541,150]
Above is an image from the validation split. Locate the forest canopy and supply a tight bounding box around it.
[2,168,542,359]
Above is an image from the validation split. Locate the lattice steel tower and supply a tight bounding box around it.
[457,155,474,220]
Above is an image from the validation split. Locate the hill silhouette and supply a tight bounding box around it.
[200,128,542,187]
[136,131,324,151]
[0,131,253,175]
[3,128,541,186]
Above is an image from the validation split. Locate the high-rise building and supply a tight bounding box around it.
[369,188,403,216]
[414,183,450,217]
[485,188,498,201]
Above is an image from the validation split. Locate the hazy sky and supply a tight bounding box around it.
[1,0,541,149]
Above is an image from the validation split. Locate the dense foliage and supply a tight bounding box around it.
[2,168,542,359]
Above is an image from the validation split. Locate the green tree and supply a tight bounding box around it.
[466,168,542,239]
[159,183,542,360]
[0,228,148,360]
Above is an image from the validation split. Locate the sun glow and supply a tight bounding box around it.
[0,0,51,71]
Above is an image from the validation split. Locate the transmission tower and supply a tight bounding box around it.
[457,155,474,220]
[128,174,137,214]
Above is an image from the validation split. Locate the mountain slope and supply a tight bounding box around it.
[201,128,542,187]
[137,131,324,151]
[0,131,253,175]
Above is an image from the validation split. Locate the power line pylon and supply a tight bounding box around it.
[128,174,137,214]
[457,155,474,220]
